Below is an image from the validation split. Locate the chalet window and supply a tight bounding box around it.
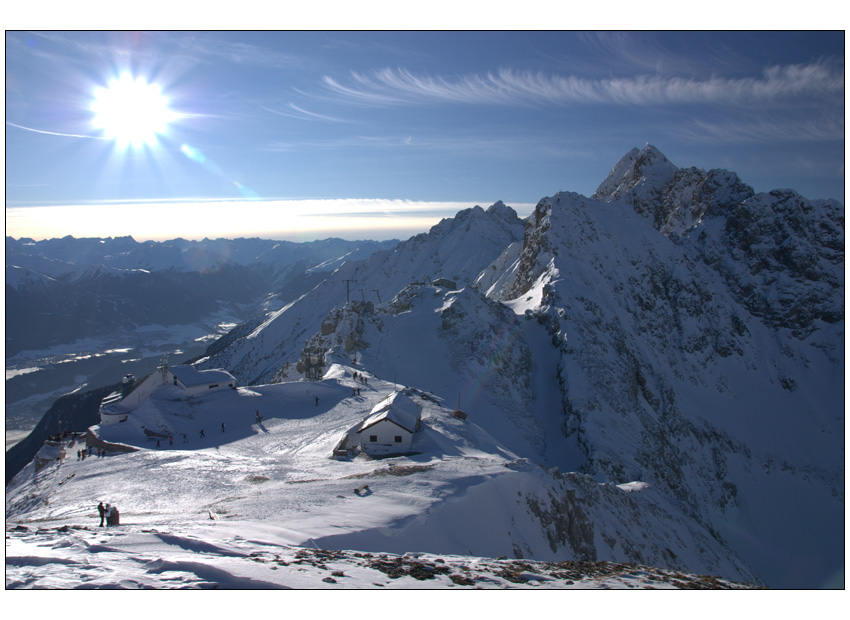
[369,435,378,442]
[394,436,402,443]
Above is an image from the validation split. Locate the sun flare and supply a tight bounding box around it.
[91,74,176,148]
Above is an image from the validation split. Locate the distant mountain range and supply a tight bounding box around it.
[5,236,399,356]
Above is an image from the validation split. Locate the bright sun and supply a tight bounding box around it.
[91,74,176,148]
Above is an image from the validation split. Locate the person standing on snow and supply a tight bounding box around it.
[98,502,106,527]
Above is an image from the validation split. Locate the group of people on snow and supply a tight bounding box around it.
[156,433,193,448]
[97,501,119,527]
[77,446,106,459]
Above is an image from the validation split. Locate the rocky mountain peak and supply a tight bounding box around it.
[485,200,518,222]
[592,145,758,239]
[592,144,678,204]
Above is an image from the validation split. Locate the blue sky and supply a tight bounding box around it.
[5,29,845,241]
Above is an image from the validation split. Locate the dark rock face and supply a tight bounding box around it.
[591,145,843,341]
[686,189,844,339]
[526,488,596,560]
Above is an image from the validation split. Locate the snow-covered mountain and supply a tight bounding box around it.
[6,146,843,589]
[196,202,525,385]
[192,146,842,588]
[590,144,755,238]
[483,146,844,588]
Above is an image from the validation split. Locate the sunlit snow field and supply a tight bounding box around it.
[6,365,760,591]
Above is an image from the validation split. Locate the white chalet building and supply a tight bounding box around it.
[99,361,236,425]
[356,391,422,456]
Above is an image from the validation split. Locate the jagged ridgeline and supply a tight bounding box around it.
[8,146,843,589]
[198,145,842,587]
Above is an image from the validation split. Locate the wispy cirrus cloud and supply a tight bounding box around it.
[171,35,314,71]
[260,103,356,124]
[261,133,591,159]
[317,62,844,108]
[6,121,109,140]
[679,113,845,144]
[18,31,310,72]
[568,32,755,78]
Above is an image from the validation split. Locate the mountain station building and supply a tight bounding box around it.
[356,391,422,456]
[99,360,236,426]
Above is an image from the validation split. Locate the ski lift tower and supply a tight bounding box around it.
[342,279,357,304]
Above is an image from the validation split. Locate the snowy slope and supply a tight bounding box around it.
[6,523,756,589]
[6,366,758,588]
[301,284,571,470]
[197,202,525,385]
